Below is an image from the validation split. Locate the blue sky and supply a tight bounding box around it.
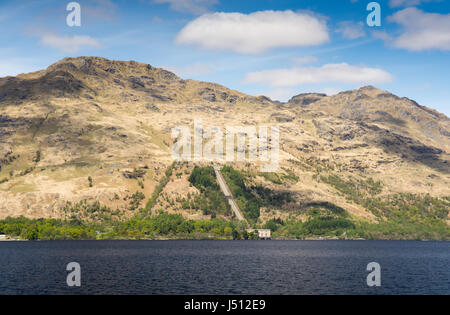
[0,0,449,115]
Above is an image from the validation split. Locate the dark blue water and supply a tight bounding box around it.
[0,240,448,295]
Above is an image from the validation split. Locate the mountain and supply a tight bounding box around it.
[0,57,448,239]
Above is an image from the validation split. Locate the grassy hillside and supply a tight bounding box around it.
[0,57,448,240]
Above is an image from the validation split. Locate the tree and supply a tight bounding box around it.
[224,227,233,236]
[33,150,41,163]
[232,229,241,240]
[21,225,38,240]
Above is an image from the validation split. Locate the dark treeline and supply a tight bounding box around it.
[0,212,256,240]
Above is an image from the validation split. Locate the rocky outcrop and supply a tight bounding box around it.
[288,93,326,106]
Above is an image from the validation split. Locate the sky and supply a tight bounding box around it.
[0,0,449,115]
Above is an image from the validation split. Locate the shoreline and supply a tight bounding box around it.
[0,239,27,242]
[1,237,448,242]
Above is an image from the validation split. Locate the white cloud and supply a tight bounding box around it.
[244,63,393,87]
[336,21,366,39]
[292,56,318,65]
[40,34,102,53]
[389,0,437,8]
[387,8,450,51]
[163,62,213,77]
[371,30,392,41]
[176,10,329,54]
[153,0,218,15]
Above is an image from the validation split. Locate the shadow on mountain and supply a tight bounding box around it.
[365,123,450,174]
[301,201,347,216]
[0,70,89,103]
[372,111,407,127]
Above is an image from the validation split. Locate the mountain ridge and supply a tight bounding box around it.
[0,57,448,239]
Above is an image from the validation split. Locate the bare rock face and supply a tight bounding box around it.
[288,93,327,106]
[271,113,295,123]
[145,104,160,112]
[289,86,449,153]
[0,57,449,222]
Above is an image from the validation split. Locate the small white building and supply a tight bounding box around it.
[247,229,271,240]
[258,229,271,239]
